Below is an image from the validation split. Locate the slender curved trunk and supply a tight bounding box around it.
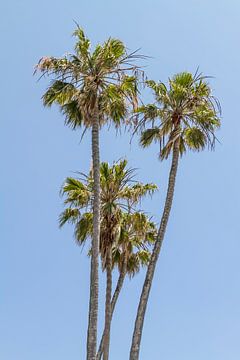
[87,106,100,360]
[96,260,127,360]
[103,249,112,360]
[129,139,180,360]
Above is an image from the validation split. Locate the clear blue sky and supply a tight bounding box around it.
[1,1,240,359]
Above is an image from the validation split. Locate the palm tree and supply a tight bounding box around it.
[36,26,141,360]
[59,160,157,360]
[96,211,156,360]
[129,71,221,359]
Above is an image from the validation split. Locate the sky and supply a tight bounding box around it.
[1,0,240,359]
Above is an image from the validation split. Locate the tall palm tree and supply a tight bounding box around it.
[129,72,221,359]
[36,26,141,360]
[59,160,157,360]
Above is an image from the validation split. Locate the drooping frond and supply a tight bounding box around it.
[184,127,207,151]
[140,128,162,148]
[74,212,93,245]
[60,177,91,208]
[61,100,83,129]
[137,104,159,121]
[43,80,77,107]
[126,250,152,277]
[59,208,80,228]
[99,85,128,126]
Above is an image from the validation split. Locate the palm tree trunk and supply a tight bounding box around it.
[87,106,100,360]
[103,249,113,360]
[129,139,180,360]
[96,260,127,360]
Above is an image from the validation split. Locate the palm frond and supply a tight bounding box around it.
[184,127,207,151]
[59,208,80,227]
[140,128,161,147]
[75,212,93,245]
[73,26,91,61]
[61,100,83,129]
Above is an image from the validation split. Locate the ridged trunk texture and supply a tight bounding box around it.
[87,107,100,360]
[96,260,127,360]
[103,249,112,360]
[129,139,180,360]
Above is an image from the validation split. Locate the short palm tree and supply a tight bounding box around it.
[130,72,221,359]
[96,211,156,360]
[36,26,141,360]
[59,160,157,360]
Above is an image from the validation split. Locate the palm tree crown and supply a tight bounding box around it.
[36,26,141,130]
[59,159,157,268]
[137,71,221,159]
